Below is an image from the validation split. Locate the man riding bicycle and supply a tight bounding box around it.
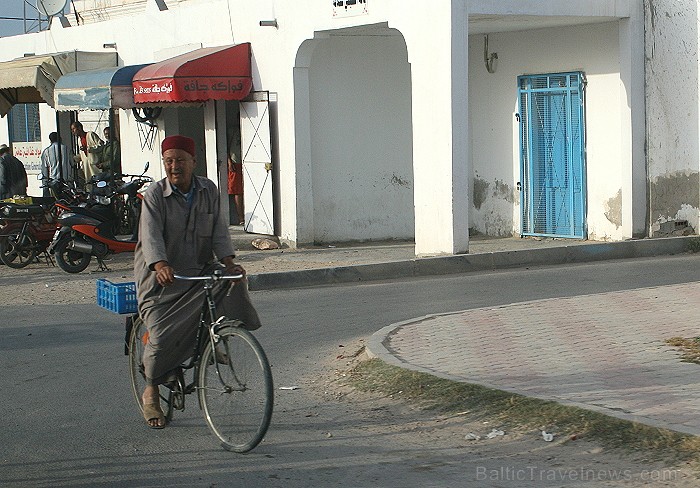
[134,135,261,429]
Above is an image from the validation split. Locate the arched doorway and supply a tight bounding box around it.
[295,24,414,244]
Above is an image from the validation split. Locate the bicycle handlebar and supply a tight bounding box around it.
[173,273,244,281]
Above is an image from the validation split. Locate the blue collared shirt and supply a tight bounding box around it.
[168,177,199,207]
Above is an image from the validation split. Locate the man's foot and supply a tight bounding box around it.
[143,386,166,429]
[143,403,166,429]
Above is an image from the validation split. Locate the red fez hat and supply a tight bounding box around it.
[161,135,195,157]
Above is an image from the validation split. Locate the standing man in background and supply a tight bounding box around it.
[71,121,103,186]
[0,144,28,199]
[92,126,121,176]
[40,132,74,196]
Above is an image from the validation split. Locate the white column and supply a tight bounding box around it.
[290,39,320,247]
[619,1,646,238]
[403,1,470,255]
[203,100,218,186]
[214,100,229,221]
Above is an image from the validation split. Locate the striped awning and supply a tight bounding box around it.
[54,64,151,111]
[0,51,117,116]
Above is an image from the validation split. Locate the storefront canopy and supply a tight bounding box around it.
[132,43,252,104]
[54,64,151,111]
[0,51,118,116]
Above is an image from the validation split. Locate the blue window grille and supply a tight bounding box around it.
[8,103,41,143]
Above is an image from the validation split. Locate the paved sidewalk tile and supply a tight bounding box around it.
[381,282,700,435]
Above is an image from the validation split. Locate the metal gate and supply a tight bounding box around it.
[518,72,586,238]
[240,94,274,235]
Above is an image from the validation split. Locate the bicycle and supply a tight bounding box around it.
[126,271,273,452]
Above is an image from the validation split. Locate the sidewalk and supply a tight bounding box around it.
[230,227,700,436]
[367,282,700,436]
[232,227,693,291]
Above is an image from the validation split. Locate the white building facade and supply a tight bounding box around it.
[0,0,651,255]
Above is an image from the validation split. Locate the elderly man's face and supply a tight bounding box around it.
[163,148,196,192]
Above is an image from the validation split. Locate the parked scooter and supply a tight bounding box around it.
[48,164,152,273]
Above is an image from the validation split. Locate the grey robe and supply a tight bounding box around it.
[135,176,260,385]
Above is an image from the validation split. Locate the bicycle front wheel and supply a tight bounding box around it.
[198,324,273,452]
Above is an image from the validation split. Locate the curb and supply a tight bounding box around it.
[248,236,696,291]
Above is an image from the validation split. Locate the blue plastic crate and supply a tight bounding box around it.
[96,279,137,314]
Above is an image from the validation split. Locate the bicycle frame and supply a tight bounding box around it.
[168,272,245,410]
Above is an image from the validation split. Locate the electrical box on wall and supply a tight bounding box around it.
[332,0,368,18]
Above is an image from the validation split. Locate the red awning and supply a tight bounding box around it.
[132,43,252,103]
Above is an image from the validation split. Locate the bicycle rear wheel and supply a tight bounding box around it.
[198,323,273,452]
[128,316,174,421]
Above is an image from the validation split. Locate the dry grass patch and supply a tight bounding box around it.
[346,357,700,462]
[667,337,700,365]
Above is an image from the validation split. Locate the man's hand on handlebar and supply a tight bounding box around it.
[155,257,245,286]
[222,256,246,279]
[154,260,175,286]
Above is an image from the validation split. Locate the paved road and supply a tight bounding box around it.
[2,254,700,486]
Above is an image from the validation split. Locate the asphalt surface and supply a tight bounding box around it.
[234,229,700,436]
[3,230,698,486]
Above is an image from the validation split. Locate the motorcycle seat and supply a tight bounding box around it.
[32,197,56,207]
[2,204,46,218]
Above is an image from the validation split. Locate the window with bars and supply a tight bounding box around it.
[8,104,41,143]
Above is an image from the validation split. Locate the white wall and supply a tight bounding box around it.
[308,33,413,243]
[283,2,470,253]
[469,22,630,240]
[645,0,700,234]
[470,0,634,16]
[119,110,163,181]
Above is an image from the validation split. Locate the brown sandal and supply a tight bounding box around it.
[143,402,166,429]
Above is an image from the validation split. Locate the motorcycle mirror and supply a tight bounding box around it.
[96,181,108,188]
[143,161,150,174]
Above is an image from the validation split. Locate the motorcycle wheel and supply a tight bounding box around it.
[55,237,92,273]
[0,231,37,268]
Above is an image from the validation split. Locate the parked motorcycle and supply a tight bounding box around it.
[0,199,57,268]
[48,164,153,273]
[109,171,152,237]
[0,180,86,268]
